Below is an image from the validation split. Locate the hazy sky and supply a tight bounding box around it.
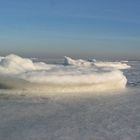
[0,0,140,59]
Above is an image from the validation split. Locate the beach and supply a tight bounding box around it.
[0,58,140,140]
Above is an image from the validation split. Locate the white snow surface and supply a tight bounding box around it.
[0,59,139,140]
[64,56,130,69]
[0,88,140,140]
[0,54,130,92]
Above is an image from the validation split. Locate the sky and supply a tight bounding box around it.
[0,0,140,59]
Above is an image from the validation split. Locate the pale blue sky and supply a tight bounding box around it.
[0,0,140,59]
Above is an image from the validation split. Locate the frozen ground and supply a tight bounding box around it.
[0,58,140,140]
[0,88,140,140]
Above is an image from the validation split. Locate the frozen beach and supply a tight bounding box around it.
[1,0,140,139]
[0,88,140,140]
[0,55,140,140]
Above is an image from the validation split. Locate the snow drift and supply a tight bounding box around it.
[0,54,130,92]
[64,56,130,69]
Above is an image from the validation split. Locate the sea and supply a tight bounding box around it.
[0,55,140,140]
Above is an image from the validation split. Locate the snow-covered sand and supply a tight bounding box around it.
[0,88,140,140]
[0,55,140,140]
